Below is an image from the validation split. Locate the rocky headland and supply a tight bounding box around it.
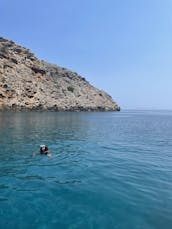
[0,37,120,111]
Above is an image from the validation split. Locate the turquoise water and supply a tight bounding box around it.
[0,111,172,229]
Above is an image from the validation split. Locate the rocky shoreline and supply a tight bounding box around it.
[0,37,120,111]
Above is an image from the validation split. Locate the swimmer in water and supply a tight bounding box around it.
[32,145,52,157]
[40,145,52,157]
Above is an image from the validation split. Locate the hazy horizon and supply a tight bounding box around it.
[1,0,172,110]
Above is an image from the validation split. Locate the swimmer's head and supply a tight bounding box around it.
[40,145,46,151]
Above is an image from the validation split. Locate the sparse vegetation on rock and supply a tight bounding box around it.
[67,86,74,93]
[0,37,120,111]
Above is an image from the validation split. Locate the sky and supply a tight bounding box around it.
[1,0,172,109]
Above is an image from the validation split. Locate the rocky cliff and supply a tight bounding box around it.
[0,37,120,111]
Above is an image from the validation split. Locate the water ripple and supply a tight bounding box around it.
[0,111,172,228]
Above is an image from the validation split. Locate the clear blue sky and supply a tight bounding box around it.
[1,0,172,109]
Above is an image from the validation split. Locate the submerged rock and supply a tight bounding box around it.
[0,37,120,111]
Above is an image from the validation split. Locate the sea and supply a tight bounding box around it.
[0,110,172,229]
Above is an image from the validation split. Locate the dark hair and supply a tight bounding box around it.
[40,146,48,154]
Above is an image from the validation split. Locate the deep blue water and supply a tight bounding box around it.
[0,111,172,229]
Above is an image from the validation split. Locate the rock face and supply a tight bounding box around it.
[0,37,120,111]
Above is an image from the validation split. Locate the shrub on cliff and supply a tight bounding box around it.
[67,86,74,92]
